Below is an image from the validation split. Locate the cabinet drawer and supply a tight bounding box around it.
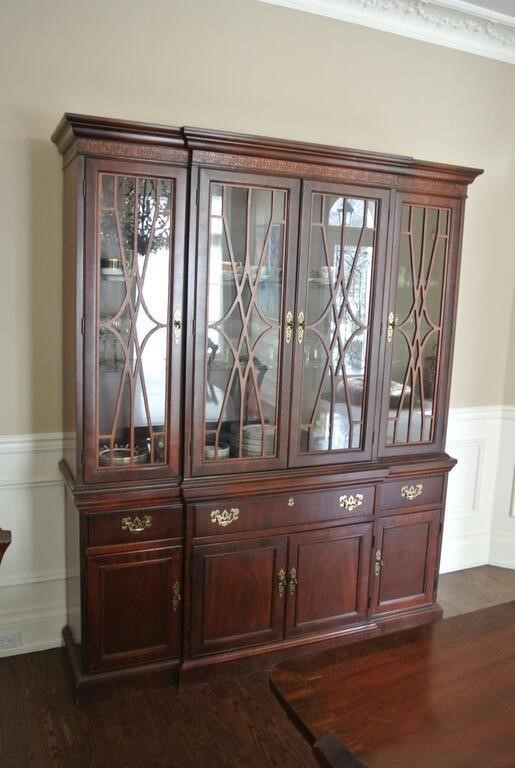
[87,507,183,548]
[381,475,444,512]
[193,486,375,538]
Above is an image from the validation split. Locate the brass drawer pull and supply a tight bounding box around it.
[401,484,423,501]
[288,497,295,507]
[277,568,287,598]
[172,581,181,612]
[339,493,363,512]
[121,515,152,533]
[210,508,240,527]
[297,311,305,343]
[288,567,298,597]
[285,311,294,344]
[374,549,384,577]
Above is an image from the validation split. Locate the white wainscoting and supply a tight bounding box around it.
[488,408,515,569]
[0,409,514,656]
[441,406,515,572]
[0,433,66,657]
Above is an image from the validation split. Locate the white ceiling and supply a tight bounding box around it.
[464,0,515,17]
[258,0,515,63]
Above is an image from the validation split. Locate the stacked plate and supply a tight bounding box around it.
[204,441,230,460]
[230,423,275,457]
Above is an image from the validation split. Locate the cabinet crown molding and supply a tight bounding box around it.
[52,114,483,188]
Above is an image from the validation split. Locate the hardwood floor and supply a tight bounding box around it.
[0,566,513,768]
[438,564,515,617]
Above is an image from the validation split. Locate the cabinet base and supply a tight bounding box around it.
[62,626,180,704]
[62,605,443,700]
[180,604,443,685]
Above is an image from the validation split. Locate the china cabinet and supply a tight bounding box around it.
[52,114,481,700]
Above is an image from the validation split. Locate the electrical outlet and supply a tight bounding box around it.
[0,631,22,650]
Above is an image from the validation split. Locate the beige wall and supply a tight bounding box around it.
[0,0,514,434]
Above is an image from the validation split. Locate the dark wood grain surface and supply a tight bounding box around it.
[271,602,515,768]
[0,650,317,768]
[0,567,512,768]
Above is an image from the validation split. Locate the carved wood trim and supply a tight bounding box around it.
[63,139,189,168]
[191,151,467,196]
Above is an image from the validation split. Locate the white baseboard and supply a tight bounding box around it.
[439,529,491,574]
[0,606,66,657]
[489,533,515,569]
[0,412,513,657]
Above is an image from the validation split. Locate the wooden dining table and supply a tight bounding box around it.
[0,529,11,565]
[270,602,515,768]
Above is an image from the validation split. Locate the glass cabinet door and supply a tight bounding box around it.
[83,159,186,481]
[191,170,299,474]
[379,194,461,455]
[290,183,389,466]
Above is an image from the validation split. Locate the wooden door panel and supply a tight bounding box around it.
[372,510,440,616]
[286,523,372,637]
[87,546,182,671]
[191,536,287,655]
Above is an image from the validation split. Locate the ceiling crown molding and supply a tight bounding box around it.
[257,0,515,64]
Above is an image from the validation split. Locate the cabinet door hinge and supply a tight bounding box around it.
[195,187,199,206]
[82,178,86,197]
[371,535,375,549]
[192,317,196,336]
[80,448,85,465]
[80,317,85,335]
[189,441,192,461]
[367,596,371,609]
[439,522,443,535]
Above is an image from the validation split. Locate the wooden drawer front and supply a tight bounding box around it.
[87,507,183,548]
[193,487,375,538]
[381,476,444,513]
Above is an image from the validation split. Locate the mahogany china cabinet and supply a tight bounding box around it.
[52,114,481,700]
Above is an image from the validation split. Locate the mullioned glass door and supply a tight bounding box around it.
[191,169,300,475]
[378,193,462,456]
[289,182,389,467]
[83,159,186,482]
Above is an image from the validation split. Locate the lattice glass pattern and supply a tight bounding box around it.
[299,194,377,453]
[97,174,173,467]
[204,183,287,460]
[386,204,450,445]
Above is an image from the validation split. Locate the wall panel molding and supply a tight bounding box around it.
[0,432,63,489]
[441,405,513,572]
[258,0,515,64]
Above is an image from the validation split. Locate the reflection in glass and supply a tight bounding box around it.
[97,174,173,467]
[299,194,377,453]
[204,183,286,460]
[386,204,450,445]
